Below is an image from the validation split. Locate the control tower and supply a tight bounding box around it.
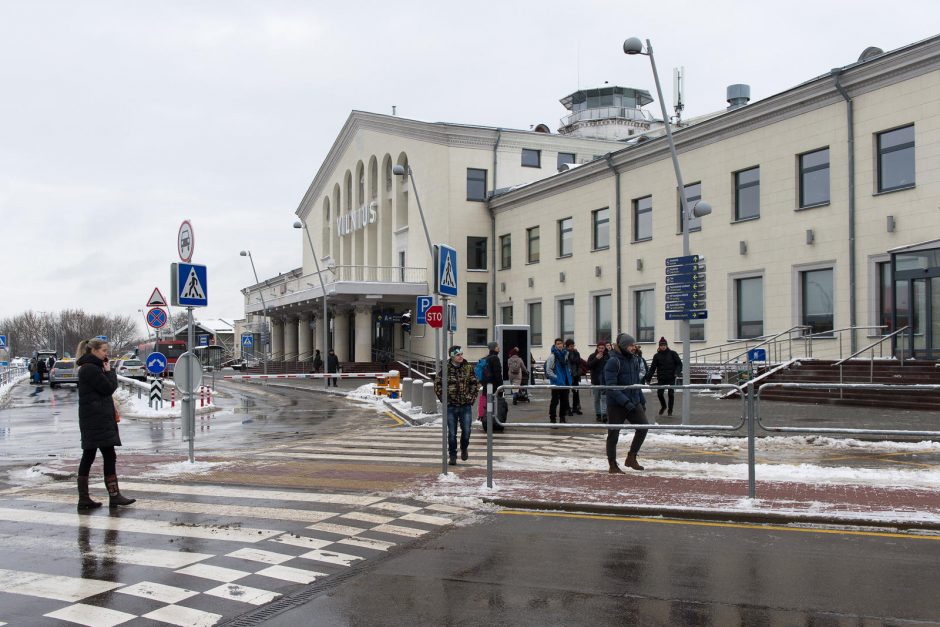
[557,86,660,141]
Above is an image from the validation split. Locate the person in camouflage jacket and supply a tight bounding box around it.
[434,346,479,465]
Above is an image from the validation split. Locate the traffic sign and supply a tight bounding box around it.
[665,254,702,266]
[665,301,707,312]
[146,287,168,307]
[665,293,706,304]
[435,244,458,297]
[198,335,209,346]
[146,307,168,329]
[145,352,168,375]
[665,272,705,285]
[747,348,767,361]
[416,296,434,325]
[178,220,194,262]
[448,303,457,332]
[665,283,706,295]
[171,262,208,307]
[666,310,708,320]
[241,334,254,348]
[174,351,203,394]
[665,263,706,275]
[96,335,108,341]
[426,305,444,329]
[0,335,6,349]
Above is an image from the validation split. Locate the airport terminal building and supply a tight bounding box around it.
[240,35,940,365]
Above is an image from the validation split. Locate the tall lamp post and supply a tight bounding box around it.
[624,37,712,426]
[239,250,270,375]
[294,220,331,389]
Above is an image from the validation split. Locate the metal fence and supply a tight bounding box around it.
[1,366,27,387]
[483,381,940,500]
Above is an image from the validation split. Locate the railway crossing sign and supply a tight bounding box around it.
[426,305,444,329]
[435,244,458,297]
[171,262,208,307]
[146,287,168,307]
[145,352,168,375]
[146,307,168,329]
[178,220,194,262]
[416,296,434,325]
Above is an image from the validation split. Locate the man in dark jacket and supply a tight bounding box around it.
[586,340,609,422]
[326,349,340,387]
[312,349,323,373]
[565,339,583,416]
[480,341,504,432]
[603,333,649,473]
[435,346,480,465]
[645,336,683,416]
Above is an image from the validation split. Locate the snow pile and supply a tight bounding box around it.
[0,372,29,406]
[135,460,233,479]
[6,464,67,487]
[114,387,218,419]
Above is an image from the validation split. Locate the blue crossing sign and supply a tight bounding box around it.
[241,334,254,348]
[448,303,457,332]
[145,352,168,375]
[146,307,167,329]
[748,348,767,361]
[435,244,458,297]
[416,296,434,325]
[0,335,6,349]
[172,262,208,307]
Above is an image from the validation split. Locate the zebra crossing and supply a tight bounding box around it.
[258,427,605,465]
[0,481,472,626]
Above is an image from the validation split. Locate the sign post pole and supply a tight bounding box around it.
[187,306,195,462]
[440,296,449,475]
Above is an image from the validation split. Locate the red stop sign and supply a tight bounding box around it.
[426,305,444,328]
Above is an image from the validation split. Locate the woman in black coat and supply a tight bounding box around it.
[75,338,135,509]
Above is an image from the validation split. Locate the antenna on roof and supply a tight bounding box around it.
[672,67,685,126]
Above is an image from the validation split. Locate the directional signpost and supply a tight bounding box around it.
[664,254,707,321]
[0,335,6,349]
[96,335,108,342]
[433,243,459,474]
[241,334,254,348]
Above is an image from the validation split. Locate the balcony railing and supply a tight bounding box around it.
[560,106,655,128]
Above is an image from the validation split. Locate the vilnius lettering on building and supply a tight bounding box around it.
[336,202,378,237]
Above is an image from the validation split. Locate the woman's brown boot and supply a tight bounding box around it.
[608,461,625,474]
[625,452,644,470]
[77,476,102,510]
[105,475,136,506]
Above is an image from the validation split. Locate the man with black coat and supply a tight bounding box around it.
[586,340,609,422]
[326,349,340,387]
[565,339,583,416]
[645,336,683,416]
[480,341,505,431]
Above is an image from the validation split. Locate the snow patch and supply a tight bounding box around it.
[0,373,30,406]
[114,387,218,419]
[7,464,66,487]
[135,460,233,479]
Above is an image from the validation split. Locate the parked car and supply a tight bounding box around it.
[231,358,261,371]
[49,359,78,387]
[116,358,147,381]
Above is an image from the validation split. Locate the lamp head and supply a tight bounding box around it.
[293,221,303,229]
[391,164,406,176]
[239,250,248,257]
[623,37,644,55]
[691,200,713,218]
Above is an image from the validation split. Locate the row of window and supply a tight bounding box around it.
[465,151,581,201]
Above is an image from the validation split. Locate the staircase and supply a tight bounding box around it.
[753,359,940,410]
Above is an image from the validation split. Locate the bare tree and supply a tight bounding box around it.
[0,310,140,357]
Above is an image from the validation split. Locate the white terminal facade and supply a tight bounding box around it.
[240,35,940,364]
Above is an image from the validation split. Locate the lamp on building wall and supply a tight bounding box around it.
[528,277,534,288]
[636,259,643,271]
[294,220,331,388]
[625,36,712,427]
[886,215,896,232]
[806,229,815,245]
[595,266,602,277]
[239,250,269,375]
[739,241,748,255]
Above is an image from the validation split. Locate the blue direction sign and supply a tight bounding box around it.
[665,283,706,295]
[146,307,167,329]
[747,348,767,361]
[665,263,706,275]
[0,335,6,349]
[666,301,707,312]
[145,352,168,375]
[448,303,457,332]
[435,244,458,297]
[665,293,706,304]
[96,335,108,341]
[198,335,209,346]
[665,272,705,285]
[416,296,434,325]
[241,334,254,348]
[666,310,709,320]
[172,262,208,307]
[665,254,702,266]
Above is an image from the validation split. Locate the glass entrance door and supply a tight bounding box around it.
[910,277,940,359]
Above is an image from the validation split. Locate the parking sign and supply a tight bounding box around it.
[416,296,434,325]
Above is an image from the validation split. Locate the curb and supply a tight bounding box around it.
[383,399,440,426]
[483,498,940,532]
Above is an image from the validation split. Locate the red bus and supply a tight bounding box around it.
[136,339,188,373]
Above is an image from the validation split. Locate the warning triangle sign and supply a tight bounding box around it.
[182,268,206,300]
[146,287,168,307]
[441,252,457,290]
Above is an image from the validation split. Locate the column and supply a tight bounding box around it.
[271,317,284,361]
[354,305,373,362]
[283,316,298,362]
[333,306,350,362]
[298,314,312,362]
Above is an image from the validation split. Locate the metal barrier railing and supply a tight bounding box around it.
[0,366,27,387]
[482,380,940,500]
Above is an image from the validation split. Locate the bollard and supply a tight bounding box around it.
[207,386,212,406]
[412,380,424,407]
[171,385,175,408]
[401,377,412,403]
[422,382,437,414]
[200,386,205,408]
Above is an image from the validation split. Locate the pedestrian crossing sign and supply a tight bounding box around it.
[0,335,6,349]
[435,244,458,297]
[171,262,208,307]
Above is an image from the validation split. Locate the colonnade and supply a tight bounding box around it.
[266,305,376,363]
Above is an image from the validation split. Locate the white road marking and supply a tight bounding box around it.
[44,604,136,627]
[307,522,368,536]
[117,581,198,604]
[68,482,384,506]
[268,533,333,550]
[339,511,395,525]
[0,507,282,543]
[0,532,212,569]
[368,501,422,514]
[299,548,364,567]
[175,563,250,583]
[337,537,396,552]
[425,503,472,514]
[259,452,492,464]
[142,604,222,627]
[226,547,295,565]
[371,524,429,538]
[400,512,452,526]
[0,568,123,602]
[204,583,280,605]
[255,564,325,584]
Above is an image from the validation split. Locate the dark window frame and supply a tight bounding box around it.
[679,182,702,233]
[467,282,488,317]
[798,147,830,208]
[521,148,541,168]
[526,226,540,264]
[876,124,915,193]
[735,276,764,339]
[467,328,489,347]
[558,217,573,258]
[734,166,761,222]
[634,289,654,344]
[499,234,511,270]
[466,236,487,271]
[528,301,542,346]
[591,207,610,251]
[558,298,575,341]
[501,304,514,325]
[593,293,612,343]
[466,168,487,201]
[633,195,652,242]
[557,152,576,169]
[801,268,834,336]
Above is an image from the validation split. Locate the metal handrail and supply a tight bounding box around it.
[713,326,810,378]
[832,326,910,367]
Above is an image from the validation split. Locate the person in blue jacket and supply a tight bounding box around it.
[603,333,650,473]
[545,338,572,423]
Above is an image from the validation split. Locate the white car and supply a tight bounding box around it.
[116,358,147,381]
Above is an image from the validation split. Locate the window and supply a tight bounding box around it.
[635,289,654,343]
[467,236,487,270]
[734,167,760,221]
[799,148,830,207]
[559,299,575,341]
[876,261,892,332]
[877,125,915,192]
[592,208,610,250]
[594,294,612,343]
[467,328,488,346]
[557,152,576,169]
[528,302,542,345]
[736,277,764,338]
[802,268,834,335]
[680,183,702,232]
[500,234,511,270]
[501,305,513,325]
[633,195,652,241]
[558,218,573,257]
[522,148,541,168]
[526,226,540,263]
[467,282,487,316]
[466,168,487,201]
[690,320,705,342]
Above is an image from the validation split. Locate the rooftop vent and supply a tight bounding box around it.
[858,46,884,62]
[533,123,551,134]
[726,84,751,111]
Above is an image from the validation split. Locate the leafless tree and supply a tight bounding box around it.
[0,310,141,358]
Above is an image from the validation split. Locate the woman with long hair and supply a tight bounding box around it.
[75,338,135,509]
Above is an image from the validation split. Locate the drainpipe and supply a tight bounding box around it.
[605,153,623,331]
[832,69,857,353]
[489,129,502,337]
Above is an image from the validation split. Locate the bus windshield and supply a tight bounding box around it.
[157,343,187,359]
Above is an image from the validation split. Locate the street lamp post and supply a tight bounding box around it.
[624,37,712,426]
[239,250,270,375]
[294,220,331,389]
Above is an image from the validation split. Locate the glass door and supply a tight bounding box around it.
[910,277,940,359]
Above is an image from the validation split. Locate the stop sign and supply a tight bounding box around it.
[426,305,444,328]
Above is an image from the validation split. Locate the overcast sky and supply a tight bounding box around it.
[1,1,935,336]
